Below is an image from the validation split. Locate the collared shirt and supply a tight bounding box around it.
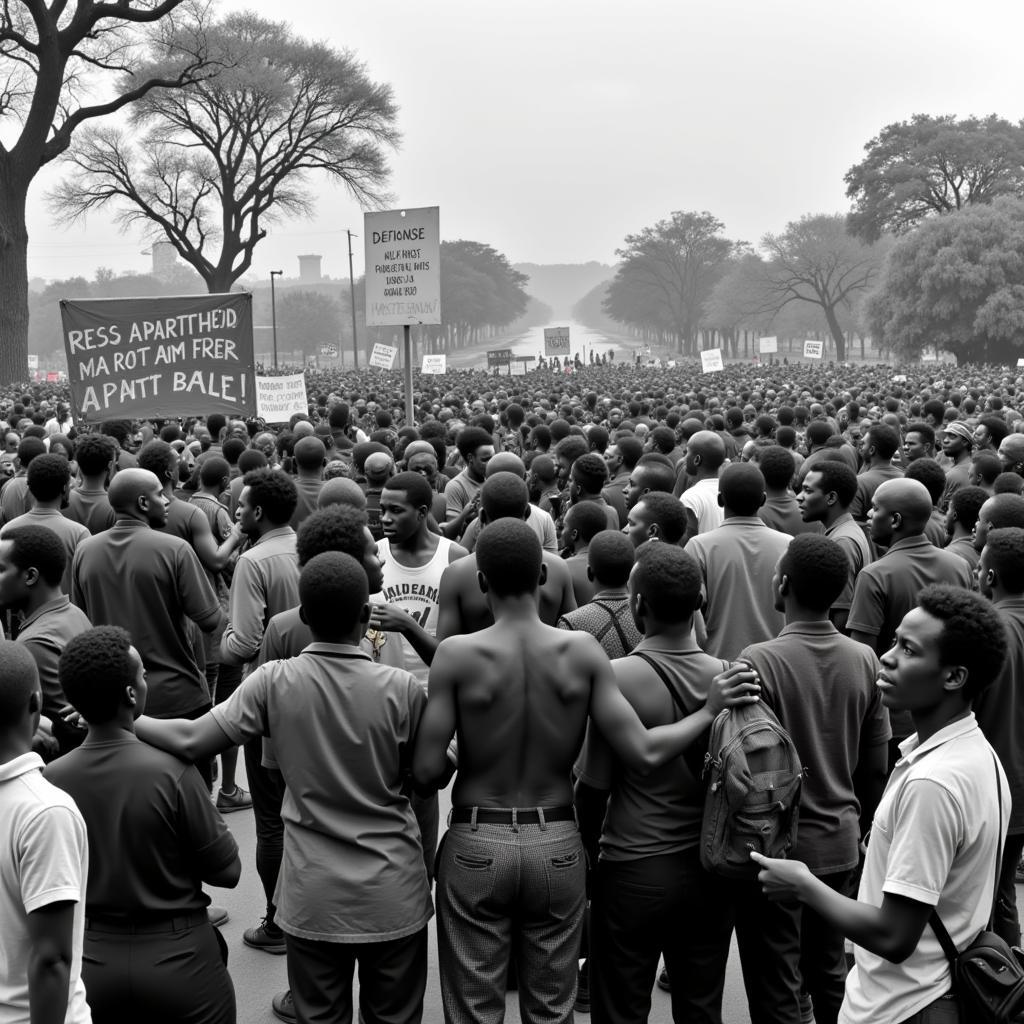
[759,493,825,539]
[1,507,89,594]
[686,517,792,660]
[16,596,92,719]
[840,715,1007,1024]
[64,487,116,535]
[72,519,221,717]
[739,621,889,873]
[850,464,903,522]
[212,643,432,942]
[945,535,980,571]
[825,513,873,612]
[0,753,90,1024]
[221,526,299,666]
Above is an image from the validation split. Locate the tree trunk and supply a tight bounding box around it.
[0,170,30,384]
[823,304,847,361]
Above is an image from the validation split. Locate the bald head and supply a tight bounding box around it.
[686,430,727,474]
[403,440,436,463]
[486,452,526,479]
[108,468,163,513]
[292,420,316,439]
[318,477,367,510]
[999,434,1024,473]
[873,479,933,529]
[365,452,394,483]
[293,436,326,471]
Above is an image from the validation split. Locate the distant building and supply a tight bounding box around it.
[298,254,323,284]
[150,240,179,281]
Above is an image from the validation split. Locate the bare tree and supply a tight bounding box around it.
[51,10,399,295]
[759,214,883,362]
[0,0,207,382]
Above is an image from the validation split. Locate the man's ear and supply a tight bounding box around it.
[586,565,595,582]
[538,562,548,588]
[717,493,725,508]
[648,523,661,540]
[359,602,371,625]
[758,492,767,509]
[476,570,490,595]
[942,665,968,694]
[778,573,791,598]
[479,509,489,526]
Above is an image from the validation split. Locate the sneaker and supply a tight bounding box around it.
[657,967,671,993]
[272,990,296,1024]
[216,785,253,813]
[244,918,287,955]
[207,905,229,928]
[574,961,591,1013]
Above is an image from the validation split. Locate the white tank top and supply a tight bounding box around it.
[375,536,453,685]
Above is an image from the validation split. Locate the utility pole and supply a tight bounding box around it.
[347,230,359,368]
[269,270,283,370]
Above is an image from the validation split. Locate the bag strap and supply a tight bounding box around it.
[631,650,728,716]
[591,600,630,653]
[929,749,1004,964]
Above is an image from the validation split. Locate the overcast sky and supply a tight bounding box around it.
[25,0,1024,285]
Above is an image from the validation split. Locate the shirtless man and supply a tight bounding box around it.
[414,518,759,1024]
[435,472,576,639]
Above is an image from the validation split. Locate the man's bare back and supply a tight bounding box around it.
[437,620,601,807]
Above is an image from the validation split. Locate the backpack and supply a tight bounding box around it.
[930,754,1024,1024]
[699,700,803,878]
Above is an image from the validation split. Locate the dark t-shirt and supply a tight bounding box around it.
[290,477,323,531]
[64,488,117,535]
[45,736,237,919]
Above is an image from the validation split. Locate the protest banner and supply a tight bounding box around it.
[364,207,441,327]
[60,293,254,421]
[759,336,778,354]
[543,327,571,356]
[255,373,308,423]
[421,354,446,374]
[700,348,724,373]
[804,340,824,359]
[27,354,38,371]
[487,349,513,369]
[370,343,398,370]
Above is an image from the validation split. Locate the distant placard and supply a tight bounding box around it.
[804,340,824,359]
[543,326,571,355]
[370,343,398,370]
[421,354,446,374]
[255,373,308,424]
[893,374,908,382]
[364,206,441,326]
[510,361,526,376]
[758,335,778,354]
[700,348,724,373]
[27,354,39,370]
[319,343,338,357]
[60,293,255,420]
[1016,359,1024,368]
[487,349,513,369]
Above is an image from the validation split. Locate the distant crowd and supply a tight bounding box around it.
[2,356,1024,1024]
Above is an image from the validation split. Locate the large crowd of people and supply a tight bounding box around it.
[2,355,1023,1024]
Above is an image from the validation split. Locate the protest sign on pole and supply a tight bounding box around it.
[543,327,571,356]
[421,354,446,374]
[700,348,724,373]
[255,373,308,423]
[370,343,398,370]
[758,336,778,354]
[487,349,513,370]
[60,293,254,421]
[364,207,441,327]
[803,340,824,359]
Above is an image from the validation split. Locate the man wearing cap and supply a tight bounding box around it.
[939,422,974,512]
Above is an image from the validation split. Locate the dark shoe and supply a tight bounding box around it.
[216,785,252,813]
[272,990,296,1024]
[575,961,591,1013]
[244,918,287,955]
[207,905,229,928]
[657,967,671,992]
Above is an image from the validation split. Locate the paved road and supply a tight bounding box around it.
[210,768,756,1024]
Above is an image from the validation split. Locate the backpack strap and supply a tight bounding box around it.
[591,600,631,654]
[631,651,729,716]
[930,750,1004,963]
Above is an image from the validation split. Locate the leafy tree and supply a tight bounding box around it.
[703,254,774,356]
[758,214,882,362]
[0,0,205,382]
[845,114,1024,242]
[277,290,343,360]
[50,10,398,293]
[434,240,530,349]
[865,197,1024,364]
[602,211,742,355]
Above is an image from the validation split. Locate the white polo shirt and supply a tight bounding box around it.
[0,753,91,1024]
[840,714,1008,1024]
[679,476,724,534]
